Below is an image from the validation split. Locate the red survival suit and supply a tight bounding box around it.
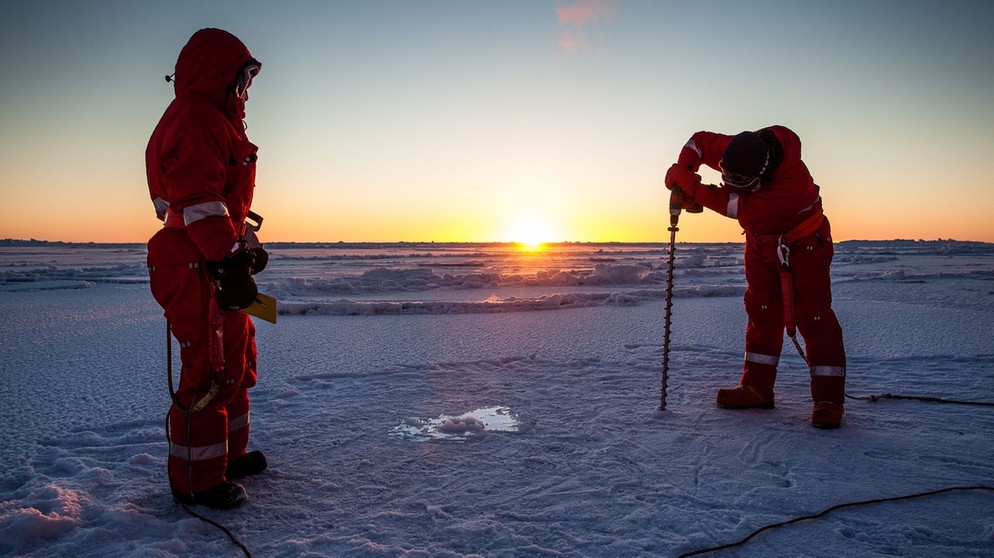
[675,126,846,404]
[145,29,261,496]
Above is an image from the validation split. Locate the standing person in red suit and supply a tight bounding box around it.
[664,126,847,428]
[146,28,270,509]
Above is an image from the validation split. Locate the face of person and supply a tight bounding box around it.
[234,63,260,102]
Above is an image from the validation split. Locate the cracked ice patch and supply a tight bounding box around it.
[390,406,521,442]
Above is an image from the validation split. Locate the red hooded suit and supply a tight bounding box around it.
[146,29,261,496]
[676,126,846,405]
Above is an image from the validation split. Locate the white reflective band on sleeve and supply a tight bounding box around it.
[228,411,250,433]
[745,351,779,366]
[684,139,701,158]
[810,365,846,377]
[153,197,170,217]
[183,201,230,226]
[797,196,821,215]
[727,193,740,218]
[169,440,228,462]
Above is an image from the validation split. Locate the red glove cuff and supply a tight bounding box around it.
[664,164,702,196]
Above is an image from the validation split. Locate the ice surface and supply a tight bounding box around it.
[1,240,993,557]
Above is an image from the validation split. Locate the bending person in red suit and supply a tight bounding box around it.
[665,126,846,428]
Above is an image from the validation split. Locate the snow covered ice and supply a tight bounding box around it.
[1,239,993,557]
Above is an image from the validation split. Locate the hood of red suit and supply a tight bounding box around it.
[173,28,259,112]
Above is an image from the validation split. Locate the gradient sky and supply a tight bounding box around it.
[1,1,992,243]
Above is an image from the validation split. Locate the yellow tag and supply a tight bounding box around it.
[244,292,278,324]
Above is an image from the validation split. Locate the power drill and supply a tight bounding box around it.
[670,186,704,216]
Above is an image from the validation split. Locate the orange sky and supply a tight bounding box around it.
[2,2,993,244]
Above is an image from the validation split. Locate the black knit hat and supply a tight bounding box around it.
[720,131,769,178]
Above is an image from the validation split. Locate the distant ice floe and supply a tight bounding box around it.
[279,291,639,316]
[2,241,990,312]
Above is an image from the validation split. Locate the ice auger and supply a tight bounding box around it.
[660,185,701,410]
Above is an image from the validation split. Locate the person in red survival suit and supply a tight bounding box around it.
[664,126,846,428]
[146,28,270,509]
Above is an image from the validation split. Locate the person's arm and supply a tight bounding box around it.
[666,131,737,216]
[161,112,241,262]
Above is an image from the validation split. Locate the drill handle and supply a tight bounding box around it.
[670,186,704,215]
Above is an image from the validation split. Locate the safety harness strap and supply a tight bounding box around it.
[779,268,798,338]
[755,206,826,364]
[750,205,825,245]
[779,268,807,360]
[783,207,825,244]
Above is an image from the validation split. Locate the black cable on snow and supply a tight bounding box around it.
[846,392,994,407]
[677,485,994,557]
[178,503,255,558]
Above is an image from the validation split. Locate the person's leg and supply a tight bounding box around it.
[790,220,846,427]
[718,238,782,409]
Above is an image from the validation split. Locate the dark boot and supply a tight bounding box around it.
[226,450,268,479]
[812,401,844,429]
[716,385,775,409]
[173,481,247,510]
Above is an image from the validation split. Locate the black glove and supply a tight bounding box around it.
[206,249,258,310]
[249,247,268,275]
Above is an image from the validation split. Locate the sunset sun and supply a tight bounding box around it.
[504,215,559,248]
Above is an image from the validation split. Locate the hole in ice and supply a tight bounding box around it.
[390,406,520,442]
